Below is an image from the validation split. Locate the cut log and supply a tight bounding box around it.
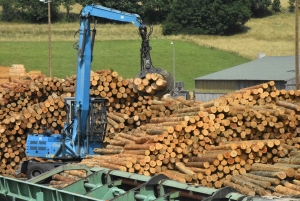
[250,171,286,180]
[275,185,300,195]
[175,162,197,180]
[251,163,295,178]
[242,173,279,185]
[223,180,255,196]
[230,175,270,196]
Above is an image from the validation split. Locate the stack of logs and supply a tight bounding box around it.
[2,69,300,196]
[133,73,168,95]
[0,75,71,175]
[80,80,300,196]
[49,169,87,189]
[0,69,196,175]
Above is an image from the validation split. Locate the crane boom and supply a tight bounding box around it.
[80,5,144,27]
[73,5,147,157]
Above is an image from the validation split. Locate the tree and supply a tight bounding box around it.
[162,0,251,36]
[0,0,19,22]
[272,0,281,12]
[250,0,272,17]
[140,0,173,24]
[76,0,140,14]
[76,0,171,24]
[61,0,76,21]
[288,0,300,12]
[99,0,141,14]
[1,0,61,22]
[75,0,94,6]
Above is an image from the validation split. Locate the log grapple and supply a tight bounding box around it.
[134,26,174,97]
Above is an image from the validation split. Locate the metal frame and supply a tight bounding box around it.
[0,165,272,201]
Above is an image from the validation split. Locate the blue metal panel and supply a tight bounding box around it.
[26,134,62,158]
[26,134,75,159]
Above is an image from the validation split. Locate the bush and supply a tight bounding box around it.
[140,0,172,24]
[1,0,20,22]
[250,0,272,17]
[162,0,251,36]
[76,0,140,14]
[288,0,300,12]
[0,0,61,23]
[272,0,281,12]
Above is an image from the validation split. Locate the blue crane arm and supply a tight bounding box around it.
[72,5,144,157]
[81,5,144,28]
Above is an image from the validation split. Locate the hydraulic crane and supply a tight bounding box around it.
[16,4,173,179]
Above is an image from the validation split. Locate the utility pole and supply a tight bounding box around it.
[296,0,299,89]
[40,0,52,78]
[48,1,52,78]
[171,42,176,93]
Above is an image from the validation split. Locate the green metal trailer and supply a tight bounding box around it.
[0,164,273,201]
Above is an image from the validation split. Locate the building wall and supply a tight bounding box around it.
[194,93,225,102]
[285,78,297,91]
[194,80,236,94]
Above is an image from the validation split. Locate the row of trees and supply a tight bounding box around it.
[0,0,173,24]
[0,0,291,35]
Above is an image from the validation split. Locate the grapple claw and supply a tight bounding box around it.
[134,68,174,97]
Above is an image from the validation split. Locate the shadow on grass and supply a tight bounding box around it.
[223,25,251,36]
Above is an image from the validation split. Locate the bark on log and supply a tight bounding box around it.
[223,180,255,196]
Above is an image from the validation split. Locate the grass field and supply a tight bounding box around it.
[57,1,296,60]
[0,1,297,59]
[0,0,297,91]
[0,40,248,91]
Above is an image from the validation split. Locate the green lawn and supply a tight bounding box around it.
[0,39,249,91]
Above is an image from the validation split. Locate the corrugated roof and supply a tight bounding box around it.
[194,56,298,81]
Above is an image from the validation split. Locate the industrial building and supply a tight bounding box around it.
[194,56,299,102]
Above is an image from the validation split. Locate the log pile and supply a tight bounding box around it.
[0,64,42,84]
[0,69,196,175]
[79,81,300,195]
[134,73,168,95]
[49,169,86,189]
[0,75,72,175]
[0,70,142,175]
[225,150,300,196]
[2,69,300,196]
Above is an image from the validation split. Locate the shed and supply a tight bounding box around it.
[194,56,298,102]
